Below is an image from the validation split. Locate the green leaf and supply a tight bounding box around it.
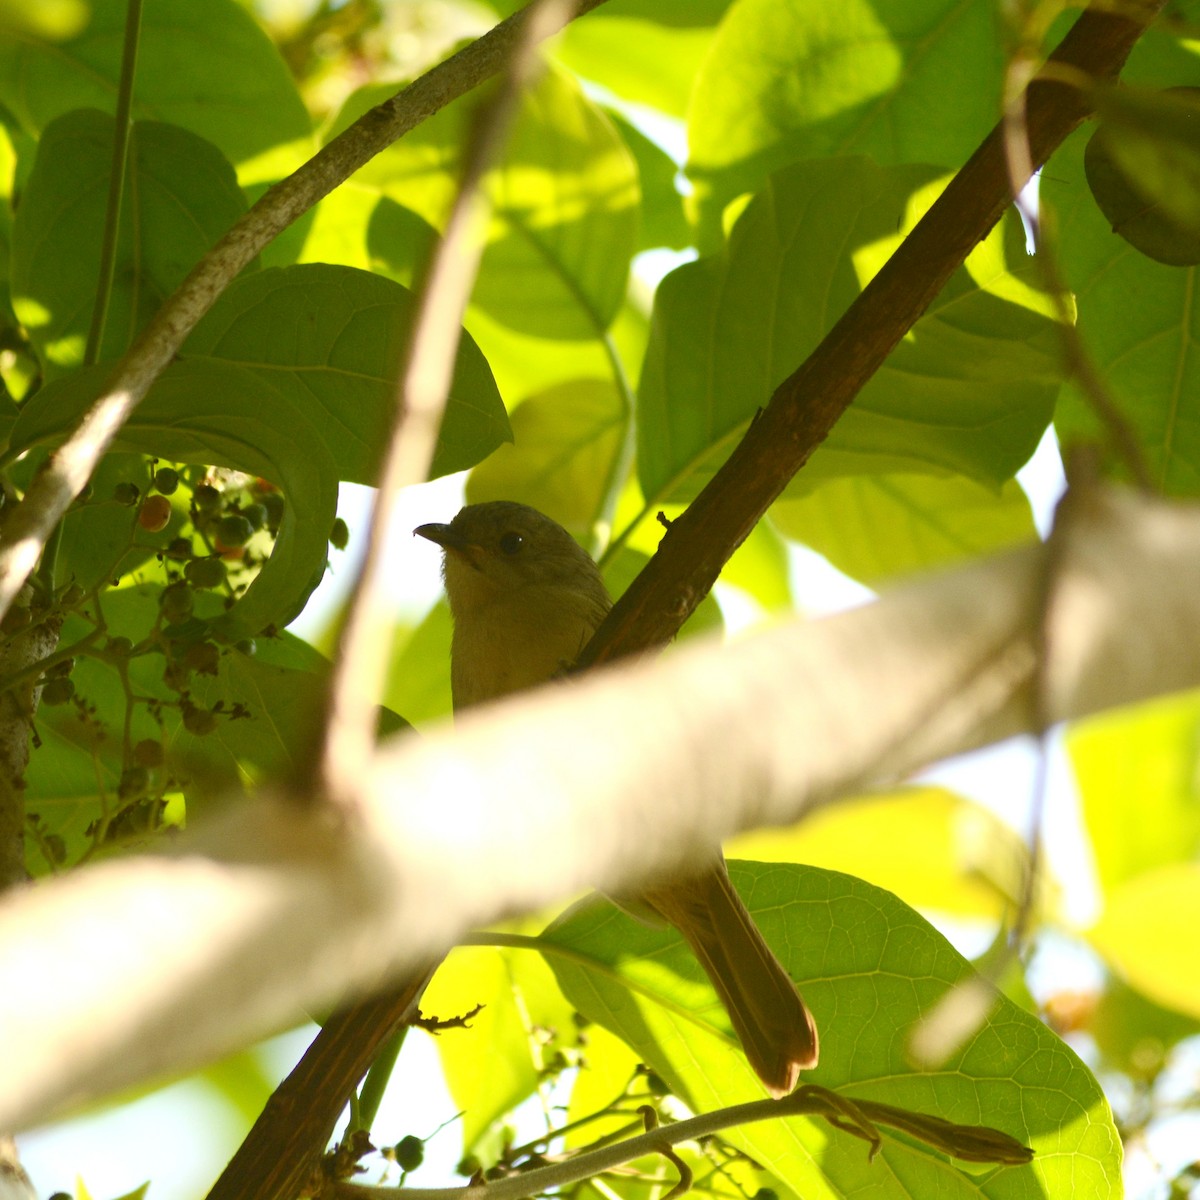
[687,0,1005,235]
[53,452,163,591]
[544,863,1117,1198]
[0,0,87,39]
[1089,973,1200,1079]
[0,0,311,181]
[462,300,648,415]
[1045,124,1200,494]
[638,158,1061,506]
[328,63,639,339]
[366,195,440,285]
[383,602,454,729]
[555,16,717,119]
[726,788,1033,922]
[1089,863,1200,1021]
[8,264,507,635]
[771,475,1036,587]
[1084,84,1200,265]
[11,358,338,638]
[181,264,509,485]
[465,379,628,539]
[607,112,690,252]
[11,110,248,375]
[1067,691,1200,894]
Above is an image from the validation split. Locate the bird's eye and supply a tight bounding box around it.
[499,531,524,555]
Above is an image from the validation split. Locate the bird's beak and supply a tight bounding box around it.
[414,522,479,567]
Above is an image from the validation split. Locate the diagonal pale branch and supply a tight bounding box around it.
[313,0,578,811]
[0,0,611,621]
[576,0,1167,671]
[205,10,581,1200]
[1,484,1198,1132]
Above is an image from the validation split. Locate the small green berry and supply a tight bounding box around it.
[106,635,134,658]
[153,467,180,496]
[160,581,194,622]
[185,557,226,590]
[243,503,269,532]
[112,481,140,507]
[329,517,349,551]
[260,491,285,534]
[215,514,253,549]
[193,483,222,513]
[393,1136,424,1173]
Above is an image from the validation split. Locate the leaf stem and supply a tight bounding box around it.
[85,0,144,368]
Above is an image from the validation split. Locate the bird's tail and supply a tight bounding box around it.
[642,861,819,1097]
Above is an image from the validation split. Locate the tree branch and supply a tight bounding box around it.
[1,484,1197,1132]
[576,0,1167,670]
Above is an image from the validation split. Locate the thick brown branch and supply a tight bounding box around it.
[577,0,1166,669]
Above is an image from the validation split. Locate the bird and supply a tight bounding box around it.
[415,500,819,1095]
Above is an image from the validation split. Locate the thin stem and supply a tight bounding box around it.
[85,0,143,367]
[309,0,581,812]
[591,331,637,559]
[352,1023,410,1134]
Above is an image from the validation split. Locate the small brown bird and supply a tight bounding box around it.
[415,500,819,1094]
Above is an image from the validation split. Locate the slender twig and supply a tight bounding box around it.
[310,0,580,812]
[85,0,144,367]
[332,1084,1031,1200]
[0,0,611,623]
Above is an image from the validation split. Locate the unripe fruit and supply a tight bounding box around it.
[139,494,172,533]
[153,467,180,495]
[185,557,226,590]
[215,514,253,549]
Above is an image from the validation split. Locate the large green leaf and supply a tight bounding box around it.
[607,112,690,253]
[1045,128,1200,493]
[10,358,338,638]
[1089,863,1200,1021]
[11,110,248,376]
[0,0,311,181]
[1067,691,1200,895]
[9,266,507,633]
[638,158,1062,506]
[555,18,716,120]
[1041,20,1200,493]
[771,475,1036,587]
[544,863,1118,1199]
[182,264,508,485]
[327,64,638,340]
[726,788,1035,923]
[465,379,628,539]
[687,0,1006,235]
